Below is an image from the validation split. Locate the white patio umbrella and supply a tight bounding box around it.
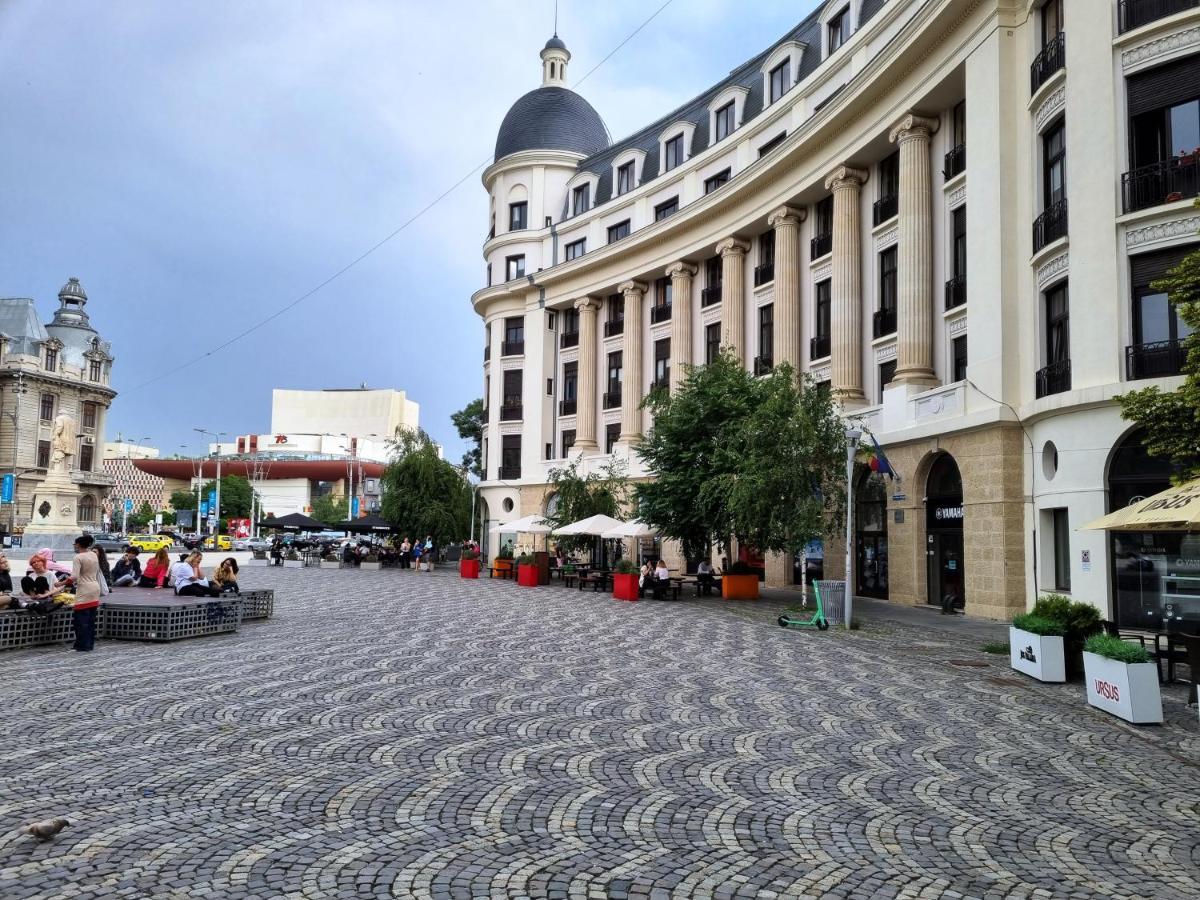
[601,519,658,539]
[488,514,553,535]
[554,513,627,536]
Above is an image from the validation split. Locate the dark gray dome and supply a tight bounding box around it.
[544,35,567,51]
[495,87,609,160]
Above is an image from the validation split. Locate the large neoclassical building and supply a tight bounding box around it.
[473,0,1200,624]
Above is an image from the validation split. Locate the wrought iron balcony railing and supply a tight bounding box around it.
[1126,339,1188,380]
[558,398,577,416]
[872,194,898,226]
[810,232,832,259]
[945,275,967,310]
[1121,153,1200,214]
[872,307,897,339]
[1035,358,1071,398]
[602,390,622,409]
[943,143,966,180]
[499,465,521,480]
[1031,33,1065,95]
[1032,198,1068,253]
[650,302,672,325]
[559,331,579,349]
[604,319,624,338]
[754,355,773,376]
[501,340,524,356]
[1119,0,1199,33]
[499,403,523,422]
[810,334,831,360]
[701,285,722,307]
[753,262,775,287]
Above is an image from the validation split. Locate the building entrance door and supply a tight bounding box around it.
[924,453,965,611]
[926,531,964,610]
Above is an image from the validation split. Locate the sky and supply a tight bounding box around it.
[0,0,818,466]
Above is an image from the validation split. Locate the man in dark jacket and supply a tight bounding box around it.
[111,547,142,587]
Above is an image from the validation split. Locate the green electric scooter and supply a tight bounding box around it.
[777,581,829,631]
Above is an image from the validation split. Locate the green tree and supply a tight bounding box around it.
[543,458,629,551]
[127,501,156,529]
[168,489,196,512]
[380,427,471,545]
[310,493,347,527]
[635,352,847,561]
[451,398,484,479]
[200,475,253,518]
[1117,237,1200,480]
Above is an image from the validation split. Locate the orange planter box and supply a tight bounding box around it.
[517,564,539,587]
[612,573,640,601]
[459,559,480,579]
[721,573,760,601]
[493,558,513,574]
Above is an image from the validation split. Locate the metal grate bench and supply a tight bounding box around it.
[101,595,242,642]
[0,607,80,651]
[238,590,274,621]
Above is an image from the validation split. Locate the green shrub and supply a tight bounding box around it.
[1031,593,1102,640]
[1011,613,1065,636]
[613,559,638,575]
[1084,633,1151,665]
[724,560,756,575]
[516,553,535,565]
[980,640,1010,655]
[461,547,479,561]
[496,546,514,560]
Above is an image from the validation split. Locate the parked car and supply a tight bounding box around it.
[239,537,273,552]
[129,534,173,553]
[202,535,233,551]
[89,533,127,554]
[180,533,203,550]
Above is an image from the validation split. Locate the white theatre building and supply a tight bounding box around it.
[473,1,1200,623]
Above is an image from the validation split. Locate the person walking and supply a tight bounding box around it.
[399,537,411,569]
[423,536,435,572]
[71,534,102,652]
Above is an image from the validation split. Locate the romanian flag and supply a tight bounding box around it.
[860,435,896,479]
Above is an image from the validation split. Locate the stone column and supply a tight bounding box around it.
[766,206,805,374]
[716,238,750,362]
[666,261,696,392]
[618,281,647,443]
[823,166,868,404]
[889,113,940,386]
[574,297,601,451]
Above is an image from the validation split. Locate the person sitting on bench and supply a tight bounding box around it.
[171,551,220,597]
[653,559,671,599]
[696,559,715,596]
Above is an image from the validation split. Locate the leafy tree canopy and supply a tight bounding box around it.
[381,427,472,545]
[635,351,847,560]
[200,475,253,518]
[168,489,197,512]
[310,492,347,527]
[543,458,629,551]
[1117,236,1200,480]
[451,398,484,479]
[127,501,156,529]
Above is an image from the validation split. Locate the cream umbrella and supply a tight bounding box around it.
[554,514,627,536]
[1081,477,1200,532]
[601,519,658,539]
[488,514,553,535]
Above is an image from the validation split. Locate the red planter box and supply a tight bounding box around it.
[722,574,760,601]
[459,558,480,579]
[517,564,539,587]
[612,572,640,601]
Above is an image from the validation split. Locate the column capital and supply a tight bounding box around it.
[823,165,869,192]
[618,280,647,298]
[888,112,939,144]
[665,261,697,279]
[573,296,602,312]
[715,237,750,258]
[767,205,806,229]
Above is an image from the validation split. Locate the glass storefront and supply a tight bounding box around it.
[926,453,965,611]
[856,472,888,599]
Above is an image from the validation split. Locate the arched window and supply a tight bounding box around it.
[78,494,96,524]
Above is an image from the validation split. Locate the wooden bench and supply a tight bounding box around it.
[562,572,578,588]
[577,574,609,592]
[488,565,514,580]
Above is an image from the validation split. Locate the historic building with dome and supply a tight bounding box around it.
[0,277,116,536]
[474,0,1200,625]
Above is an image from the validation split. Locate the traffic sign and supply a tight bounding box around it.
[0,473,12,504]
[124,498,134,513]
[352,496,360,518]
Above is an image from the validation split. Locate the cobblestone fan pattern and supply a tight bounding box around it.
[1,568,1198,899]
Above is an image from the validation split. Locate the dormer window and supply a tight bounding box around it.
[664,134,684,171]
[828,6,850,53]
[572,184,590,216]
[714,102,735,141]
[88,360,101,382]
[769,62,790,104]
[616,161,635,195]
[44,347,57,372]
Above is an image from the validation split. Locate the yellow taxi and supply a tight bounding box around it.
[203,535,233,551]
[129,534,174,552]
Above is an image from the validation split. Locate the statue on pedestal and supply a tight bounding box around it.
[50,413,76,473]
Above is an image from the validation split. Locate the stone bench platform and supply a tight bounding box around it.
[101,594,242,642]
[0,607,81,650]
[239,589,274,621]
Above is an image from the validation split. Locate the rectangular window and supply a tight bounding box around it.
[605,423,620,454]
[504,317,524,345]
[563,361,578,401]
[561,308,577,336]
[654,338,670,387]
[607,220,631,243]
[44,347,57,372]
[1043,120,1066,206]
[561,430,575,457]
[572,183,590,216]
[758,132,786,157]
[828,6,850,53]
[879,246,898,314]
[546,442,553,461]
[769,61,790,103]
[654,197,679,221]
[564,238,586,261]
[815,196,833,236]
[81,402,97,429]
[715,102,735,141]
[1046,281,1070,364]
[607,351,623,394]
[500,435,521,479]
[879,152,899,201]
[487,263,492,286]
[755,230,775,287]
[37,440,50,469]
[89,360,102,382]
[546,377,553,396]
[506,255,525,280]
[758,304,773,369]
[952,335,968,382]
[664,134,684,171]
[705,323,721,364]
[952,100,966,147]
[1052,506,1071,591]
[509,201,527,231]
[502,369,523,408]
[616,161,635,195]
[704,168,731,194]
[705,256,722,292]
[878,360,897,403]
[79,443,94,472]
[657,276,672,309]
[1042,0,1063,43]
[608,293,624,323]
[39,393,55,422]
[952,206,967,279]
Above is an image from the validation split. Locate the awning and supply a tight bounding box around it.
[489,514,553,535]
[257,512,328,531]
[1081,477,1200,532]
[555,514,627,536]
[602,518,658,539]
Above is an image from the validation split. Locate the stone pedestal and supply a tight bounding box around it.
[23,471,83,550]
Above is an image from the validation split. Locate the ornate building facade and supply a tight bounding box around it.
[0,277,116,535]
[474,0,1200,623]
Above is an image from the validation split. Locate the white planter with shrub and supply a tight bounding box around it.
[360,561,382,570]
[282,558,303,569]
[319,560,342,570]
[1082,634,1162,725]
[1009,624,1066,683]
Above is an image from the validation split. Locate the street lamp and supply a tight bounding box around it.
[843,425,862,631]
[4,371,27,537]
[194,428,226,539]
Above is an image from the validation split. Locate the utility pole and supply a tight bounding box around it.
[195,428,225,541]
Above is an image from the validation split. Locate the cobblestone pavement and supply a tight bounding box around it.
[1,567,1198,900]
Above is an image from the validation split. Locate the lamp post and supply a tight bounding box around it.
[4,371,27,538]
[843,425,862,630]
[194,428,226,540]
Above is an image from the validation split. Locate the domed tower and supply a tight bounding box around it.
[484,35,609,284]
[45,277,104,369]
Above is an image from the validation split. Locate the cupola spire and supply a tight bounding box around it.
[541,34,570,87]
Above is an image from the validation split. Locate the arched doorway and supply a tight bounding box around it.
[925,453,964,609]
[856,471,888,599]
[1108,429,1199,629]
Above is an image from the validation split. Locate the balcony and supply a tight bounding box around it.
[499,465,521,480]
[872,307,897,339]
[604,319,624,338]
[1119,0,1199,33]
[872,194,898,226]
[945,275,967,310]
[483,345,490,362]
[560,331,579,349]
[1032,198,1068,253]
[810,232,832,259]
[1122,153,1200,214]
[753,262,775,287]
[1030,33,1065,95]
[943,143,966,180]
[701,285,722,307]
[559,398,577,416]
[810,334,831,360]
[651,372,670,391]
[501,340,525,356]
[1126,339,1188,380]
[499,402,523,422]
[602,390,622,409]
[650,302,672,325]
[754,355,773,376]
[1035,358,1072,398]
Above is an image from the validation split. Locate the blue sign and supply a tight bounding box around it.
[124,498,134,513]
[200,501,209,517]
[208,490,217,510]
[0,474,12,504]
[352,496,360,518]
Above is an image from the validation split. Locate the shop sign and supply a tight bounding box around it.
[926,500,964,530]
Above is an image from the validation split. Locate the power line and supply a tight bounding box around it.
[121,1,677,395]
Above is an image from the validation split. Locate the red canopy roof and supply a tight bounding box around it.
[134,459,386,481]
